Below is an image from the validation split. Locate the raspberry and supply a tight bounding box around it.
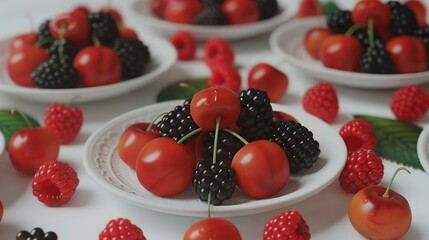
[263,210,311,240]
[170,31,197,60]
[204,38,235,68]
[339,119,376,153]
[32,161,79,207]
[390,85,429,122]
[44,102,83,144]
[302,82,338,124]
[99,218,146,240]
[208,63,241,93]
[338,148,384,193]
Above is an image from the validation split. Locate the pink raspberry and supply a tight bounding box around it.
[339,118,377,153]
[302,82,339,123]
[390,85,429,122]
[263,210,311,240]
[170,31,196,60]
[99,218,146,240]
[204,38,235,67]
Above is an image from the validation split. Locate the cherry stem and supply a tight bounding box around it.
[224,129,249,145]
[58,23,68,60]
[345,24,359,36]
[211,116,221,164]
[382,167,411,198]
[208,191,212,218]
[92,35,101,47]
[177,128,202,144]
[11,108,33,128]
[147,112,167,132]
[367,18,375,48]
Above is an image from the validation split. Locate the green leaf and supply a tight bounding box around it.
[156,78,208,102]
[322,2,339,14]
[0,109,40,145]
[354,114,423,170]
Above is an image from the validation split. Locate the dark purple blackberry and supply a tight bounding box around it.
[112,38,151,80]
[202,130,244,164]
[201,0,224,7]
[255,0,279,20]
[36,19,53,49]
[16,228,58,240]
[157,99,199,143]
[236,88,274,142]
[271,120,320,173]
[326,10,354,34]
[359,39,394,74]
[48,39,78,62]
[193,7,227,25]
[193,159,236,205]
[387,1,419,36]
[32,58,79,89]
[88,12,119,46]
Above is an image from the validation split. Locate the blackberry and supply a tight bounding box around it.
[387,1,419,36]
[271,120,320,173]
[16,227,58,240]
[36,19,53,49]
[359,39,395,74]
[326,10,354,34]
[193,7,227,25]
[255,0,279,20]
[236,88,274,142]
[112,38,151,80]
[32,58,79,89]
[193,159,236,205]
[48,39,78,62]
[88,12,119,46]
[414,26,429,55]
[202,130,244,164]
[201,0,224,7]
[157,99,199,143]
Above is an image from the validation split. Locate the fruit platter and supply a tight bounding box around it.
[131,0,293,40]
[2,0,429,239]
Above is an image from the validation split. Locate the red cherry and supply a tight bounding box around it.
[119,26,139,40]
[220,0,260,25]
[231,140,289,199]
[304,27,332,59]
[7,47,49,87]
[247,63,288,103]
[386,36,427,73]
[319,35,364,72]
[100,6,124,25]
[8,127,60,175]
[183,218,242,240]
[351,0,391,34]
[190,86,241,131]
[273,111,298,123]
[135,137,195,197]
[295,0,322,18]
[405,0,427,27]
[117,122,159,169]
[72,5,90,17]
[150,0,172,18]
[9,32,37,53]
[73,46,122,87]
[348,168,412,240]
[49,11,91,46]
[163,0,203,24]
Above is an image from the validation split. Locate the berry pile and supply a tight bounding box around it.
[117,86,321,205]
[305,0,429,74]
[7,5,151,89]
[150,0,280,26]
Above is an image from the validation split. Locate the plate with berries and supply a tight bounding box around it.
[83,88,347,217]
[0,7,177,103]
[130,0,293,40]
[270,12,429,89]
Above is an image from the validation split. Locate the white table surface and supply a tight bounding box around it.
[1,0,429,239]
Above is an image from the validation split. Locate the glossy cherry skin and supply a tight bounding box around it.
[8,127,60,175]
[247,63,288,103]
[183,218,242,240]
[348,185,412,240]
[119,26,139,40]
[319,35,364,72]
[117,122,159,169]
[295,0,322,18]
[135,137,195,197]
[386,36,427,74]
[231,140,289,199]
[351,0,391,34]
[221,0,260,25]
[9,32,37,53]
[405,0,427,27]
[163,0,203,24]
[190,86,241,131]
[7,47,49,87]
[49,11,90,47]
[73,46,122,87]
[304,27,332,59]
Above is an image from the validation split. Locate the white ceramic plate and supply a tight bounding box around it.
[0,130,4,158]
[0,34,176,103]
[269,16,429,89]
[417,125,429,174]
[130,0,293,40]
[83,100,347,217]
